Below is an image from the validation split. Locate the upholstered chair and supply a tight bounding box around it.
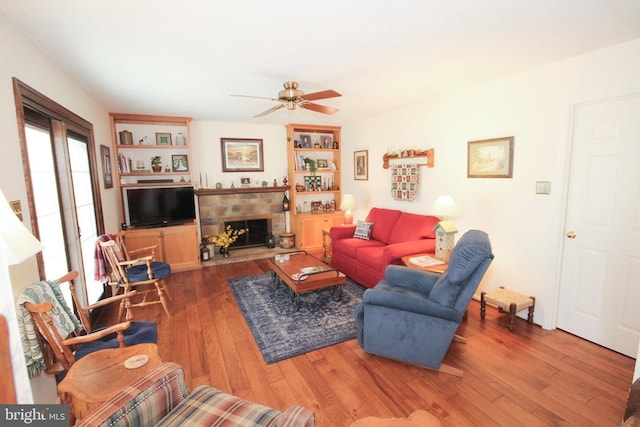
[354,230,493,376]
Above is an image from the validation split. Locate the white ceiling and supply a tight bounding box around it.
[2,1,640,126]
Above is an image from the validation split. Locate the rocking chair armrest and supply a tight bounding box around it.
[118,256,153,267]
[127,245,158,257]
[83,291,137,311]
[62,321,132,346]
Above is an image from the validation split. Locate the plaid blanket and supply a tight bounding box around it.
[94,233,117,281]
[16,279,83,377]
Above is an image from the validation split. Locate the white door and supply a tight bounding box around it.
[557,95,640,357]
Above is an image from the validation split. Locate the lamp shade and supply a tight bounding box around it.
[429,195,460,220]
[340,195,356,225]
[340,195,356,211]
[0,188,44,265]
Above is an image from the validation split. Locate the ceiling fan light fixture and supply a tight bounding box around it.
[287,100,296,110]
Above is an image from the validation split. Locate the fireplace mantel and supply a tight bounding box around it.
[196,186,289,196]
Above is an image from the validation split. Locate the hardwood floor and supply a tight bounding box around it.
[98,259,636,426]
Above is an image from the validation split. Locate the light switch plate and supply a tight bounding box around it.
[536,181,551,195]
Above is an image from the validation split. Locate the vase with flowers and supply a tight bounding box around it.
[206,225,247,257]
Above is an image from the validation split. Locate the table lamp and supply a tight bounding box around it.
[340,195,356,225]
[429,195,460,262]
[0,188,44,265]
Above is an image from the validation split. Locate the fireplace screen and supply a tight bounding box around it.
[224,218,270,248]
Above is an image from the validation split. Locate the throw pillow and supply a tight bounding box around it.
[353,220,374,240]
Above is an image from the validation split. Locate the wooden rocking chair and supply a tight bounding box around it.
[20,271,156,374]
[99,234,172,318]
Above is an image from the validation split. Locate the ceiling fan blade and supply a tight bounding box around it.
[301,90,341,101]
[254,104,285,118]
[301,102,339,115]
[232,94,278,101]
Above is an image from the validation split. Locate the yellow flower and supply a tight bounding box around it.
[206,225,247,249]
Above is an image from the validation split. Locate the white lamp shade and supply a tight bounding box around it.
[429,195,460,219]
[340,195,356,211]
[0,188,44,265]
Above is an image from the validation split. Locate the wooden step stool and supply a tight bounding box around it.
[480,287,535,332]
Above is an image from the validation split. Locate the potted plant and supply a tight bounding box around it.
[150,156,162,172]
[304,158,317,176]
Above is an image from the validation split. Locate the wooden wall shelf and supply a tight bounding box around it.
[383,148,435,169]
[196,186,289,196]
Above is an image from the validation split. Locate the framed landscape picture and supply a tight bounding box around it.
[467,136,514,178]
[221,138,264,172]
[100,144,113,189]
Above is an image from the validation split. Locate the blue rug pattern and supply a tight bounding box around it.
[228,273,365,364]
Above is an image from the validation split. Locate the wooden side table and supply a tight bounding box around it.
[321,228,332,263]
[58,343,161,423]
[401,253,448,274]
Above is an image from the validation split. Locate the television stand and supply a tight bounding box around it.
[121,222,200,272]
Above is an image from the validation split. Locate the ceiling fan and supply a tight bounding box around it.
[232,81,341,118]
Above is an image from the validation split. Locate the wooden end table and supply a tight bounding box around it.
[401,253,448,274]
[268,250,346,310]
[58,343,161,423]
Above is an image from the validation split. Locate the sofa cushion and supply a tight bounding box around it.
[333,237,384,259]
[388,213,439,244]
[353,220,374,240]
[156,385,283,426]
[366,208,402,244]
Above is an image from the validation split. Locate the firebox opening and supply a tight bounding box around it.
[224,218,271,248]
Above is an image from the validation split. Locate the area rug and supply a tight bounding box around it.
[228,273,366,364]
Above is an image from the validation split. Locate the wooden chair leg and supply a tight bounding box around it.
[527,297,535,325]
[155,283,171,317]
[480,291,487,320]
[508,303,516,332]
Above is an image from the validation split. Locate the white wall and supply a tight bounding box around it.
[0,13,114,403]
[190,121,288,189]
[342,38,640,331]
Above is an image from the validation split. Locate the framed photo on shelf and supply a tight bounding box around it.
[300,134,312,148]
[172,154,189,172]
[316,158,329,169]
[467,136,514,178]
[221,138,264,172]
[100,144,113,189]
[156,132,172,145]
[354,150,368,181]
[321,135,333,148]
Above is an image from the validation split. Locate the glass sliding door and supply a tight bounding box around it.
[14,78,105,308]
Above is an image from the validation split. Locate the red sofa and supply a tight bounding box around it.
[330,208,440,288]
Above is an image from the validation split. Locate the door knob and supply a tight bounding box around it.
[566,231,576,239]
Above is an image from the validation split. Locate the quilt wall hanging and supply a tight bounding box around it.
[391,163,419,201]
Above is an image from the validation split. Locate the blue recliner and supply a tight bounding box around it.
[354,230,493,376]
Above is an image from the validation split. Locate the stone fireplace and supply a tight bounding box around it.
[196,187,287,248]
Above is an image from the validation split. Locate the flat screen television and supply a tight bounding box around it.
[124,186,196,227]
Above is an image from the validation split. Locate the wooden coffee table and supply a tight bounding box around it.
[268,250,346,310]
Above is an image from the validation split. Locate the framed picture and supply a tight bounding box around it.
[100,144,113,189]
[467,136,514,178]
[316,158,329,169]
[300,134,312,148]
[321,135,333,148]
[354,150,368,181]
[221,138,264,172]
[240,176,251,188]
[156,132,172,145]
[172,154,189,172]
